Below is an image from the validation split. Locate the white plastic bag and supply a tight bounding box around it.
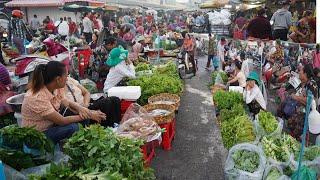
[225,143,266,180]
[117,103,162,142]
[263,164,285,180]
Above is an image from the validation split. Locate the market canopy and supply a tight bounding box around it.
[200,0,230,9]
[61,4,104,12]
[5,0,104,7]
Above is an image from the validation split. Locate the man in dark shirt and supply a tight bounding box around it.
[247,8,272,40]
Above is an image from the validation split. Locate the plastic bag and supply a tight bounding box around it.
[225,143,266,180]
[254,117,283,139]
[215,73,224,85]
[263,164,290,180]
[291,165,317,180]
[117,103,162,142]
[80,79,98,94]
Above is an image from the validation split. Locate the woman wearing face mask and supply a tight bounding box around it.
[21,61,106,144]
[243,71,266,115]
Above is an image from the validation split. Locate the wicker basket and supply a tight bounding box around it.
[148,93,180,111]
[143,104,175,124]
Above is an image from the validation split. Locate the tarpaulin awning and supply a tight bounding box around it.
[5,0,104,7]
[5,0,63,7]
[200,0,230,9]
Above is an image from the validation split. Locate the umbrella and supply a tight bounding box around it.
[61,4,89,12]
[61,4,104,13]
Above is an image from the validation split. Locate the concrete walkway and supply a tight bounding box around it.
[151,56,227,180]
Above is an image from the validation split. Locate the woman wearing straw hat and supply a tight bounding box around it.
[243,71,267,115]
[103,47,136,93]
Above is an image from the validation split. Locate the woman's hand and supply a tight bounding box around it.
[89,110,106,123]
[79,107,91,119]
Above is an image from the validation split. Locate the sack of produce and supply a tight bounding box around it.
[292,145,320,175]
[212,71,228,85]
[80,79,98,94]
[221,115,257,149]
[261,134,300,167]
[117,103,162,142]
[254,111,283,139]
[263,164,290,180]
[225,143,266,180]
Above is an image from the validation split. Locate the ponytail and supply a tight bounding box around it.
[28,61,66,94]
[28,64,46,93]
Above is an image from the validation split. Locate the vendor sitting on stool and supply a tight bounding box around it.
[227,61,246,88]
[243,71,266,115]
[103,47,136,93]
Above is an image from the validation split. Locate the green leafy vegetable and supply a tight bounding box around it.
[257,111,279,134]
[266,167,282,180]
[213,90,243,110]
[128,74,183,105]
[219,103,246,122]
[231,149,259,173]
[221,115,256,149]
[29,163,126,180]
[135,63,151,72]
[295,145,320,161]
[62,125,155,180]
[261,134,300,162]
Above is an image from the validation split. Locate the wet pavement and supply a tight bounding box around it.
[151,56,227,180]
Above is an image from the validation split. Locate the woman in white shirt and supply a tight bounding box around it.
[227,61,246,88]
[103,47,136,93]
[243,71,266,115]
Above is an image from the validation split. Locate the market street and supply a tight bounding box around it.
[151,56,227,180]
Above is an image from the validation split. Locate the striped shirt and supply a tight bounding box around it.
[9,18,27,39]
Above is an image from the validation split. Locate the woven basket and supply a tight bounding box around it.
[143,104,175,124]
[148,93,180,110]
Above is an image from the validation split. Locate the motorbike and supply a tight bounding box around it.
[13,36,70,93]
[177,50,197,79]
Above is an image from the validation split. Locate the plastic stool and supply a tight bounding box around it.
[159,119,176,151]
[141,140,157,166]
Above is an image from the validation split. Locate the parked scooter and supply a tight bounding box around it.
[177,50,197,79]
[13,36,70,93]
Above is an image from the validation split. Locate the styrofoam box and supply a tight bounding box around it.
[107,86,141,100]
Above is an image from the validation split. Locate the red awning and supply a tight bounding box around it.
[5,0,104,7]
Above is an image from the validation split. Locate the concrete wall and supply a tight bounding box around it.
[22,7,81,25]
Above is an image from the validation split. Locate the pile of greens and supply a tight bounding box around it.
[211,71,228,84]
[231,149,259,173]
[152,61,179,77]
[34,125,155,180]
[257,111,279,134]
[213,91,243,110]
[221,115,256,149]
[261,134,300,163]
[294,145,320,161]
[265,167,282,180]
[128,74,183,105]
[219,103,246,122]
[0,125,54,170]
[135,62,151,72]
[29,163,125,180]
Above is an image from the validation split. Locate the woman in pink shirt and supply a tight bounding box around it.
[22,61,106,144]
[313,44,320,69]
